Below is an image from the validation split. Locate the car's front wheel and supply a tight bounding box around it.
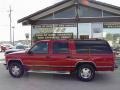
[77,64,95,81]
[8,62,24,78]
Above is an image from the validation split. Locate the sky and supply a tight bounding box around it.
[0,0,120,41]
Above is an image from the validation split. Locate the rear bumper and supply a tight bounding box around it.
[114,64,118,69]
[96,64,118,71]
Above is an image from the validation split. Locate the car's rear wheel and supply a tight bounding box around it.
[77,64,95,81]
[8,62,24,78]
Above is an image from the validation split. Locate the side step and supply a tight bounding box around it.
[28,70,70,75]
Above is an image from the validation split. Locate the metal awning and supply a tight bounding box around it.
[22,16,120,25]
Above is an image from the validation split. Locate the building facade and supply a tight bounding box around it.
[18,0,120,42]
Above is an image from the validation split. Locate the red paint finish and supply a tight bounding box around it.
[5,39,116,72]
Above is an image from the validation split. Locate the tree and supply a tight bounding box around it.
[106,33,113,41]
[32,35,39,41]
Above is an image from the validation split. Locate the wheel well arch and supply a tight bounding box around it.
[8,60,23,66]
[75,62,96,70]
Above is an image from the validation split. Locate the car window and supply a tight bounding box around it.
[90,44,112,54]
[53,41,69,54]
[30,42,48,54]
[16,45,25,49]
[75,40,112,54]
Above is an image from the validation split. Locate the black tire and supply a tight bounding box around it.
[8,62,24,78]
[77,64,95,81]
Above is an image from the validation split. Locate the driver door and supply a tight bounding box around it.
[23,41,50,70]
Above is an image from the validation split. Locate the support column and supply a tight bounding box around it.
[74,0,79,39]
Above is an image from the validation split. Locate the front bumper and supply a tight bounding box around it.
[4,63,8,70]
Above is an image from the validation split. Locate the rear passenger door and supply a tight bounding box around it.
[74,40,91,61]
[49,41,74,71]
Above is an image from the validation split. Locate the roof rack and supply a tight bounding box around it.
[33,38,105,43]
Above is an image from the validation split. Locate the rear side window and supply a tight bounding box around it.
[75,44,89,53]
[53,41,69,54]
[75,40,112,54]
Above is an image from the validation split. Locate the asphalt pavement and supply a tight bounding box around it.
[0,64,120,90]
[0,52,120,90]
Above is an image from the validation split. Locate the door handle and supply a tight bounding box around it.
[66,56,72,58]
[46,56,51,58]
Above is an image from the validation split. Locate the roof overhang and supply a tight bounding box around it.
[18,0,72,23]
[22,16,120,25]
[18,0,120,25]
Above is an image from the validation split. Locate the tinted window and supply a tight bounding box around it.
[103,11,119,16]
[75,40,112,54]
[53,42,69,54]
[54,6,75,18]
[79,5,102,17]
[31,42,48,54]
[41,14,53,20]
[75,42,89,54]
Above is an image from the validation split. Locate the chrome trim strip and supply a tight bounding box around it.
[27,65,75,68]
[27,65,112,68]
[96,66,113,68]
[75,61,97,67]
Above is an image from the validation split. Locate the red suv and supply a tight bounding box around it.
[4,39,116,81]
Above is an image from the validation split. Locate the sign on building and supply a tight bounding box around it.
[33,33,73,41]
[104,23,120,28]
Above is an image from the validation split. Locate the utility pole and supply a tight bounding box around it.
[12,26,15,46]
[8,6,12,44]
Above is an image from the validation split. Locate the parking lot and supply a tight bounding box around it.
[0,52,4,60]
[0,52,120,90]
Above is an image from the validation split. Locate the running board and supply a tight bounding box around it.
[28,70,70,74]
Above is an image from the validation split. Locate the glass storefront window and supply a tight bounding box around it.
[79,5,102,17]
[78,23,91,38]
[54,6,75,18]
[103,11,119,16]
[40,14,53,20]
[32,23,77,41]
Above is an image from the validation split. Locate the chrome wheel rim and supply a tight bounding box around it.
[11,66,20,76]
[80,68,91,79]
